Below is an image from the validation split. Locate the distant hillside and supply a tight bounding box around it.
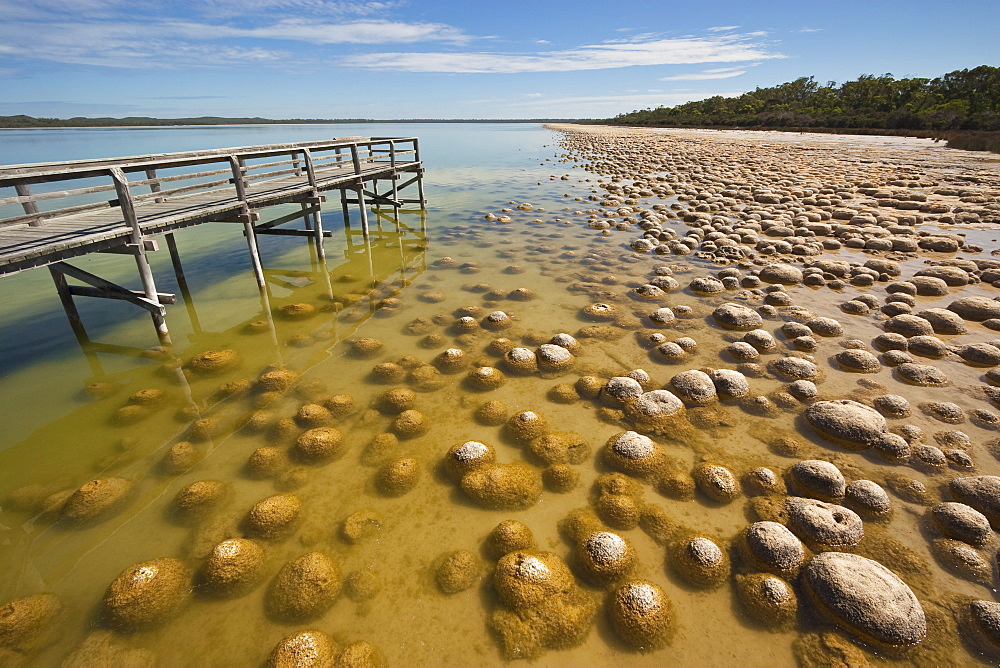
[0,115,584,128]
[605,65,1000,151]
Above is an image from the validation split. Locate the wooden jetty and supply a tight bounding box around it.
[0,137,425,346]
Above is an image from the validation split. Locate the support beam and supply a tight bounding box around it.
[109,166,171,345]
[165,233,202,334]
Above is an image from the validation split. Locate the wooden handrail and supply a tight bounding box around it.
[0,137,420,233]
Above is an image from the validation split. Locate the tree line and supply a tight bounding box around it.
[606,65,1000,133]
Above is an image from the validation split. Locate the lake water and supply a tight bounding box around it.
[0,123,995,666]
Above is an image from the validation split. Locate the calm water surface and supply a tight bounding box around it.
[0,124,994,666]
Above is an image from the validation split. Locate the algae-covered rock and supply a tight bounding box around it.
[200,538,266,596]
[494,551,575,608]
[692,464,739,503]
[335,640,384,668]
[341,509,382,544]
[595,494,641,530]
[435,549,482,594]
[445,440,496,480]
[622,389,690,438]
[486,520,536,559]
[671,536,728,588]
[742,521,805,574]
[392,410,429,439]
[805,400,887,449]
[294,427,344,464]
[0,593,63,654]
[247,446,285,479]
[793,632,872,668]
[171,480,228,522]
[607,579,674,650]
[246,493,302,539]
[734,573,797,629]
[603,431,665,477]
[159,442,201,475]
[786,497,863,547]
[60,630,157,668]
[60,478,132,526]
[577,531,636,585]
[266,552,342,622]
[528,432,589,466]
[490,551,596,659]
[461,463,542,510]
[931,502,991,545]
[475,400,509,426]
[375,458,420,497]
[268,630,338,668]
[505,411,548,441]
[803,552,925,647]
[102,558,191,632]
[543,465,579,493]
[789,460,846,501]
[950,475,1000,529]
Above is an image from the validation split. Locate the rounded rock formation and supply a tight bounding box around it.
[102,558,191,632]
[805,400,887,449]
[786,497,864,547]
[267,630,337,668]
[200,538,266,596]
[607,580,674,650]
[436,549,481,594]
[266,552,342,622]
[461,463,542,510]
[375,458,420,497]
[60,478,133,526]
[802,552,926,647]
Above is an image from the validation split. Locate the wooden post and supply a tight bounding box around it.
[109,166,171,346]
[413,139,426,207]
[243,219,267,289]
[389,140,400,205]
[301,148,326,260]
[49,265,105,377]
[15,183,41,224]
[340,188,355,252]
[356,186,371,244]
[145,169,164,203]
[165,233,201,334]
[350,143,362,176]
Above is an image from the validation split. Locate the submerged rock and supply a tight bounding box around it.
[267,630,338,668]
[805,400,886,449]
[802,552,925,646]
[606,580,674,650]
[102,558,191,632]
[266,552,342,622]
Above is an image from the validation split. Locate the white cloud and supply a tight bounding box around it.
[706,25,741,32]
[343,33,784,73]
[173,18,473,44]
[658,69,747,81]
[797,27,823,33]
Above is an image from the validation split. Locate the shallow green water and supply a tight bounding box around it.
[0,124,997,666]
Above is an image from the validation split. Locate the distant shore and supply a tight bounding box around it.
[0,115,588,129]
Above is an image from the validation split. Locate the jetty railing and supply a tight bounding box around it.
[0,136,425,349]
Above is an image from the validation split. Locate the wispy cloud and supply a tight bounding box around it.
[797,27,823,33]
[171,18,473,44]
[343,33,784,73]
[0,14,475,69]
[659,70,747,81]
[658,65,753,81]
[706,25,741,32]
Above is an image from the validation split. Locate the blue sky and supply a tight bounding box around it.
[0,0,996,119]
